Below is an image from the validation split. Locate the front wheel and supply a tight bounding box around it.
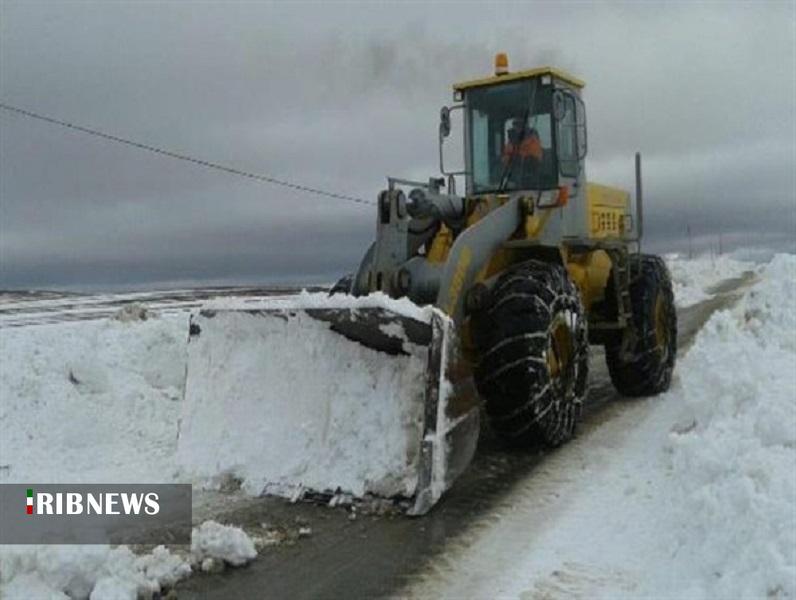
[606,255,677,396]
[471,260,589,447]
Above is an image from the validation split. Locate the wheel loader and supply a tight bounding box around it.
[178,54,677,515]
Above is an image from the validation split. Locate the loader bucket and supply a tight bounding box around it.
[177,296,480,515]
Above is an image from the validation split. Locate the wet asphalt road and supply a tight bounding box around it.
[174,273,756,600]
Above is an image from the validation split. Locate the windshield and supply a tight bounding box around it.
[468,79,557,193]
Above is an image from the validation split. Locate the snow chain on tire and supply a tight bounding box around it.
[606,254,677,396]
[472,260,589,447]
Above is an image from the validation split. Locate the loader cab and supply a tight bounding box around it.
[443,59,587,198]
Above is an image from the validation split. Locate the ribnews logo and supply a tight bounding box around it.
[24,487,160,516]
[1,484,191,544]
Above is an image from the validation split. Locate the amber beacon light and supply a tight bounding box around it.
[495,52,509,75]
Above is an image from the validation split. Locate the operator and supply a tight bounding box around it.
[502,119,543,166]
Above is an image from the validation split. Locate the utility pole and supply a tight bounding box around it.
[718,232,723,256]
[687,224,693,259]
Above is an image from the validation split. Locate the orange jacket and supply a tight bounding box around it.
[502,136,543,164]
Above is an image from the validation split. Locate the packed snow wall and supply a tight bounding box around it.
[176,294,454,502]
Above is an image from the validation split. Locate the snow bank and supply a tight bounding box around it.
[0,315,186,484]
[665,253,755,307]
[0,315,193,599]
[662,253,796,598]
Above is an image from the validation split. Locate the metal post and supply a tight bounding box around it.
[635,152,643,252]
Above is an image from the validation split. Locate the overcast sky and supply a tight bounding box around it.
[1,1,794,290]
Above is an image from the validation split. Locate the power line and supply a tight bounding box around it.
[0,102,374,207]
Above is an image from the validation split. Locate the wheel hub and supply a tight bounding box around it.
[547,315,574,381]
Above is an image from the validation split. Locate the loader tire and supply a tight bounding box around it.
[606,255,677,396]
[472,260,589,447]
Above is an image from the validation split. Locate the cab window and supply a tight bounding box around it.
[468,80,558,193]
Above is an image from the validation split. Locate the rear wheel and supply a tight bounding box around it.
[606,255,677,396]
[472,260,589,446]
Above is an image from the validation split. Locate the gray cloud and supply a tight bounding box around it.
[1,0,794,290]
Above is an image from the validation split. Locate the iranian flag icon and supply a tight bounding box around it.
[26,488,33,515]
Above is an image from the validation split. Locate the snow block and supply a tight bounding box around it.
[177,294,480,514]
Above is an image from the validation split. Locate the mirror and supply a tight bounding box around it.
[438,104,466,177]
[439,106,451,138]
